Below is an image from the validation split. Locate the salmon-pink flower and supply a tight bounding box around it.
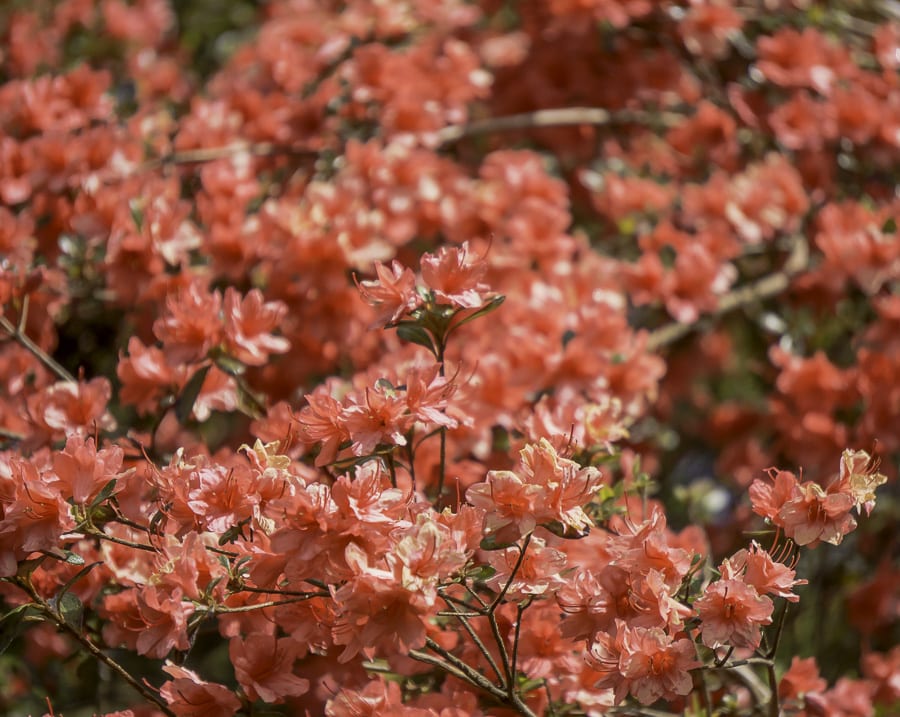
[468,440,604,541]
[389,513,472,590]
[466,469,543,542]
[222,287,290,366]
[342,383,414,455]
[0,459,75,575]
[619,624,700,705]
[356,259,420,327]
[695,577,773,649]
[297,389,350,466]
[404,365,458,429]
[779,655,827,700]
[587,620,698,705]
[50,434,125,505]
[230,633,310,703]
[749,468,799,525]
[153,281,222,364]
[420,241,490,309]
[731,541,807,602]
[325,679,412,717]
[778,480,856,547]
[134,585,195,659]
[520,439,605,535]
[160,662,241,717]
[331,558,434,662]
[330,461,407,527]
[117,336,180,414]
[26,377,116,441]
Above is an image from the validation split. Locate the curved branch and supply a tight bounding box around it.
[434,106,684,147]
[646,234,810,351]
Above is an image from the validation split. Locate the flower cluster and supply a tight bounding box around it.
[0,1,898,716]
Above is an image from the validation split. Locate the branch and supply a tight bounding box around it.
[138,142,319,173]
[646,234,810,351]
[433,107,684,147]
[0,315,76,383]
[20,580,176,717]
[411,641,507,701]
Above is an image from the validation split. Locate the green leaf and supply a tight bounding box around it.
[235,381,264,419]
[374,378,396,393]
[89,478,119,509]
[396,323,437,355]
[40,548,85,565]
[51,592,84,630]
[465,564,496,581]
[58,561,102,604]
[129,200,144,231]
[882,217,897,234]
[176,365,211,425]
[213,352,246,377]
[448,295,505,332]
[0,604,34,655]
[542,519,591,540]
[479,534,517,551]
[517,677,545,693]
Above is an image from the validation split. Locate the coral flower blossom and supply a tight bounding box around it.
[694,577,773,649]
[356,259,420,327]
[160,662,241,717]
[728,541,807,602]
[778,481,855,547]
[420,241,490,309]
[587,620,699,705]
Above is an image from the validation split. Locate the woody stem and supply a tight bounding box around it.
[18,579,176,717]
[0,315,76,383]
[435,338,447,508]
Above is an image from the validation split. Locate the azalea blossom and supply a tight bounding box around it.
[356,259,420,326]
[587,619,699,705]
[694,577,773,649]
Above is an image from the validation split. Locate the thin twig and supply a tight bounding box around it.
[433,107,684,147]
[138,142,319,173]
[766,661,780,717]
[489,533,532,613]
[409,647,508,701]
[646,234,810,351]
[235,584,330,598]
[509,598,532,694]
[439,593,504,684]
[20,580,175,717]
[0,315,76,383]
[195,594,326,614]
[421,638,508,700]
[82,527,159,553]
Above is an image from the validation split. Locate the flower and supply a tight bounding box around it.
[420,241,490,309]
[230,633,310,703]
[733,542,807,602]
[356,260,420,327]
[222,287,290,366]
[838,448,888,516]
[160,662,241,717]
[778,480,856,547]
[586,619,699,705]
[694,576,773,649]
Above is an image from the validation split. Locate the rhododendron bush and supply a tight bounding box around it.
[2,0,899,715]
